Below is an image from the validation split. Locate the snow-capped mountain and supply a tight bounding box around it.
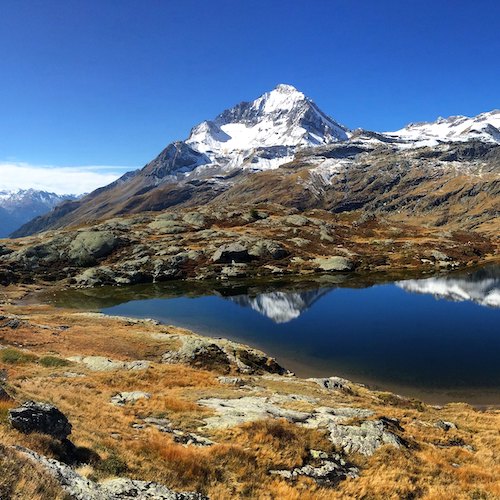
[228,288,332,323]
[397,266,500,308]
[11,83,500,237]
[0,189,76,237]
[184,83,349,173]
[386,109,500,146]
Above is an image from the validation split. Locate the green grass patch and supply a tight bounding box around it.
[39,356,71,368]
[0,348,37,365]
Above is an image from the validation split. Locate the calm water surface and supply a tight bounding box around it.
[47,266,500,405]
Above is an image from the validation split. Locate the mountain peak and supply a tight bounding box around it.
[186,85,348,164]
[273,83,300,93]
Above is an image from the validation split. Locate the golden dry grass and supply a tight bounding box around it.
[0,290,498,499]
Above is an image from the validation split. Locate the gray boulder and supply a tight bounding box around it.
[212,243,252,264]
[110,392,151,406]
[248,240,288,260]
[315,256,354,272]
[68,231,120,266]
[328,418,404,456]
[9,401,72,440]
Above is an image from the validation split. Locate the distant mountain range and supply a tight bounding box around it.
[11,84,500,237]
[0,189,76,238]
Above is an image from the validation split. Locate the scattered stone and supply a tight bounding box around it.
[435,420,457,431]
[1,318,22,329]
[285,215,309,226]
[182,212,206,227]
[217,376,245,386]
[111,392,151,406]
[9,401,72,440]
[198,396,311,429]
[270,451,358,485]
[220,264,248,278]
[162,334,287,375]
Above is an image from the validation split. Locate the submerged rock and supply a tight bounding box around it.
[9,401,72,440]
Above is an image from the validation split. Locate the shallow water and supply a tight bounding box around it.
[46,266,500,405]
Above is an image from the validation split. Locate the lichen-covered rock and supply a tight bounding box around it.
[328,418,404,456]
[68,231,120,266]
[9,401,72,440]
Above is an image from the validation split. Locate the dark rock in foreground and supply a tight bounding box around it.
[9,401,72,440]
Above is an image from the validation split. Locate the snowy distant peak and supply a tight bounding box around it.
[0,189,76,211]
[387,109,500,146]
[186,83,348,159]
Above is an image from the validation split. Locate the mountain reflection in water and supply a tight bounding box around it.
[44,266,500,405]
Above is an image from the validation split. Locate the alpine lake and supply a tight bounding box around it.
[42,265,500,407]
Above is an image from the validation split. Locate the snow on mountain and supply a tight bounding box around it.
[397,267,500,308]
[185,83,349,173]
[386,109,500,147]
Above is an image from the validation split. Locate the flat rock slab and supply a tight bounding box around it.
[68,356,150,372]
[198,396,401,456]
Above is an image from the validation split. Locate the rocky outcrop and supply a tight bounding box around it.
[328,418,405,456]
[9,401,72,440]
[161,334,287,375]
[198,396,403,457]
[16,447,207,500]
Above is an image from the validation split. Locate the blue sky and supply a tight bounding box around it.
[0,0,499,192]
